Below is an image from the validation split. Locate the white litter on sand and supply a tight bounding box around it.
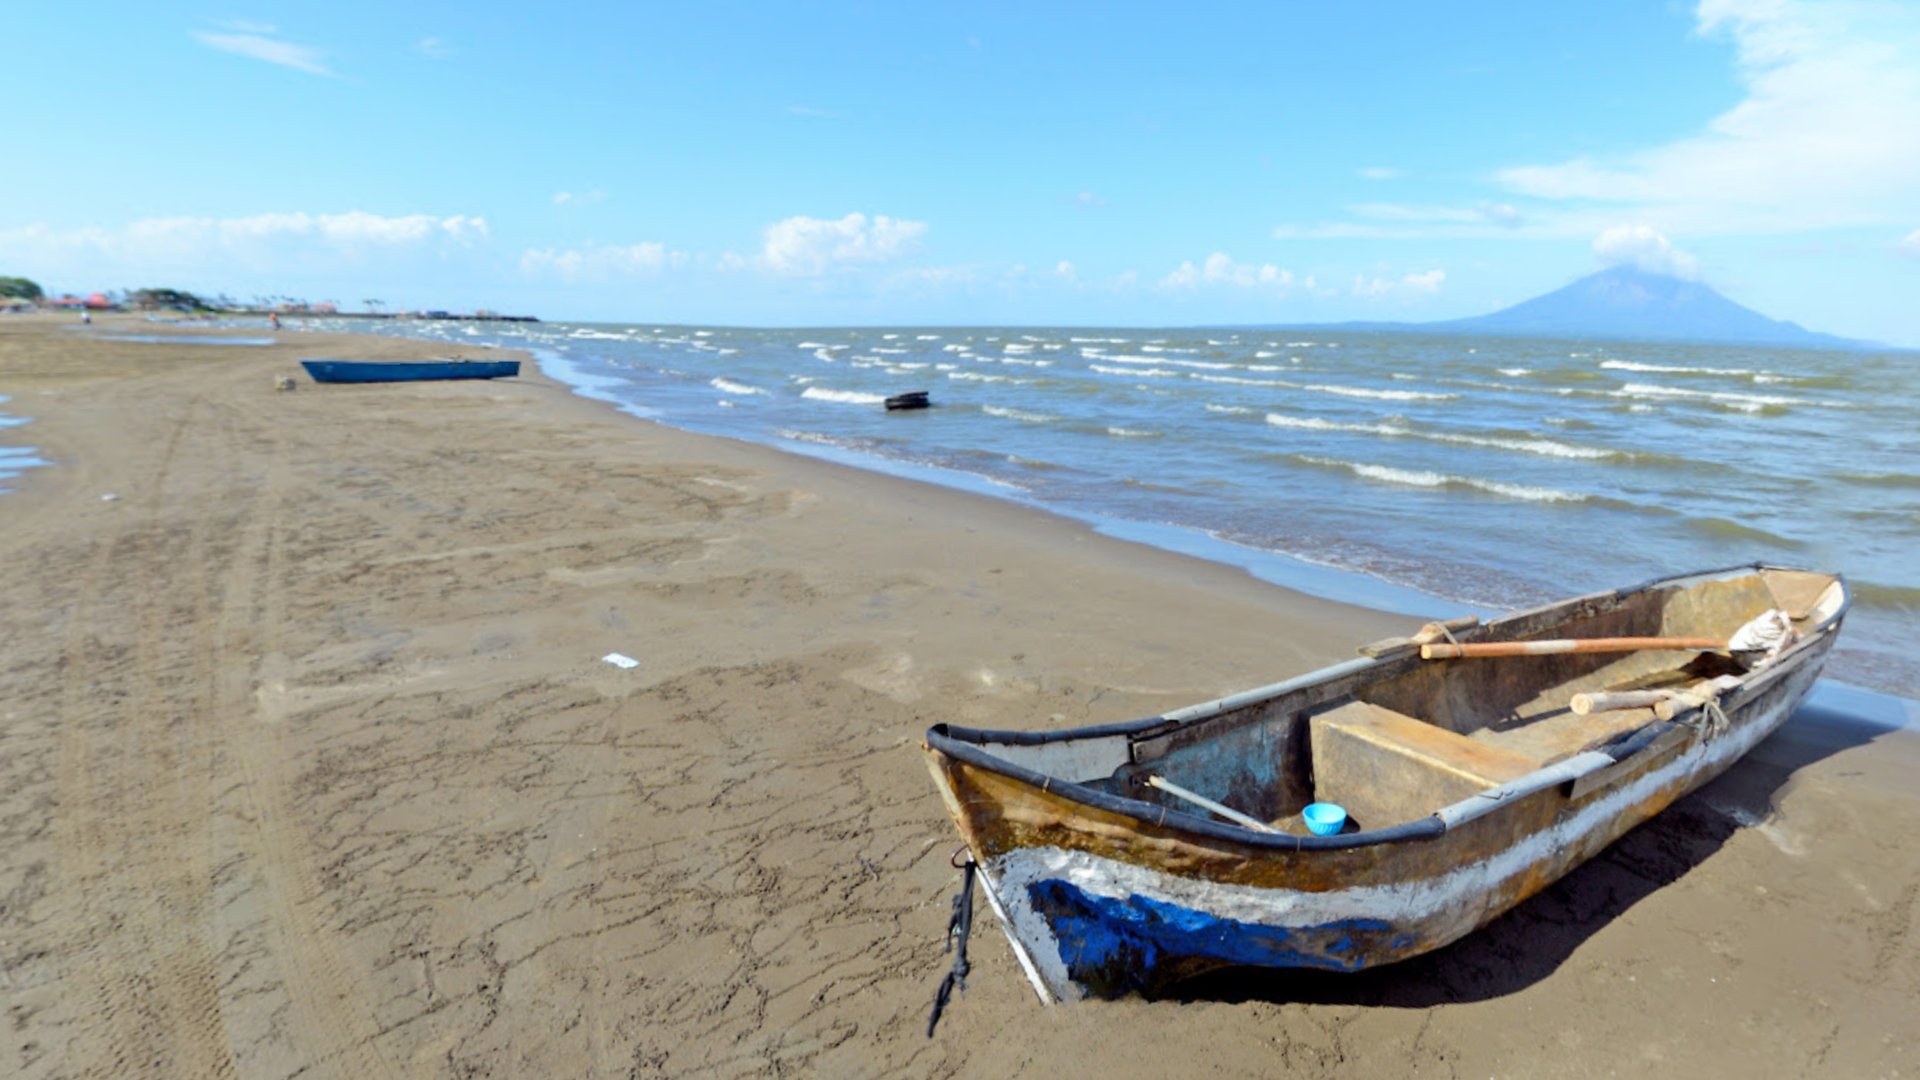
[601,652,640,669]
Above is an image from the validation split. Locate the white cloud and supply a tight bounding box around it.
[553,190,606,206]
[416,37,454,59]
[1054,260,1077,280]
[0,212,487,282]
[192,30,335,77]
[1352,269,1447,298]
[1358,166,1400,180]
[520,242,679,282]
[755,213,927,276]
[1591,224,1701,279]
[1071,192,1107,208]
[1901,227,1920,255]
[1497,0,1920,231]
[1160,252,1295,290]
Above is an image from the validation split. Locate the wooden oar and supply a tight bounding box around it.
[1568,689,1674,715]
[1146,775,1278,833]
[1421,636,1725,660]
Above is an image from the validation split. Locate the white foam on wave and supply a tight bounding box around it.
[1601,359,1754,377]
[983,404,1060,423]
[1192,373,1297,387]
[710,377,765,396]
[1089,363,1180,378]
[948,371,1022,383]
[1304,383,1458,402]
[1616,382,1800,411]
[1204,403,1256,415]
[1301,456,1587,502]
[872,346,908,354]
[917,334,941,341]
[1107,426,1162,438]
[1265,414,1617,459]
[1094,353,1233,371]
[1498,368,1532,377]
[802,387,887,405]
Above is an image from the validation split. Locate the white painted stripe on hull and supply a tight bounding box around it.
[987,663,1817,1001]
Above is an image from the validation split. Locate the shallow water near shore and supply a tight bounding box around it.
[0,394,46,492]
[278,318,1920,696]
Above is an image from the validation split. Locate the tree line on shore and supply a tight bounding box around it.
[2,276,221,311]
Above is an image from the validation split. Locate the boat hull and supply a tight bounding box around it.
[300,359,520,383]
[922,566,1845,1002]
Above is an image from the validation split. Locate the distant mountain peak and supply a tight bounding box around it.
[1429,266,1866,349]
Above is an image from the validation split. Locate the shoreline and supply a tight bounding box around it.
[3,312,1917,1076]
[440,318,1920,700]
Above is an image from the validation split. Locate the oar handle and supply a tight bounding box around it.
[1422,636,1726,660]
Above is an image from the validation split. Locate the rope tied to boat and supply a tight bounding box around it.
[926,851,977,1037]
[1700,695,1731,739]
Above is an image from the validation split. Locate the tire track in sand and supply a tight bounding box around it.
[208,399,405,1079]
[51,396,240,1078]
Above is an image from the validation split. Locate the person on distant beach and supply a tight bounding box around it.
[269,312,281,330]
[80,310,91,324]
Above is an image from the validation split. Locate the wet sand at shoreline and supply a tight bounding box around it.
[2,313,1915,1077]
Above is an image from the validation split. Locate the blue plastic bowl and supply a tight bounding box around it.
[1303,802,1348,836]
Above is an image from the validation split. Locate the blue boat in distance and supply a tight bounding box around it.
[300,358,521,384]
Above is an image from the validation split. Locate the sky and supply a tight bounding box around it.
[5,1,1920,343]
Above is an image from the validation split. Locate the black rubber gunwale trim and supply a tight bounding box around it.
[927,728,1445,850]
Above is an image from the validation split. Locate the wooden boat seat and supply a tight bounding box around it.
[1467,704,1660,765]
[1309,700,1542,829]
[1468,666,1715,764]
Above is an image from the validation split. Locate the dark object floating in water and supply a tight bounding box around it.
[300,358,521,384]
[923,563,1848,1002]
[886,390,931,411]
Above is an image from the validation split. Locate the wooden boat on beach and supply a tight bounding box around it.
[922,564,1849,1002]
[300,358,520,384]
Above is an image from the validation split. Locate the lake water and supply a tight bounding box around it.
[252,318,1920,697]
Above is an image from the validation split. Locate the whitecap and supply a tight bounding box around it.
[801,387,887,405]
[1300,456,1586,502]
[983,404,1060,423]
[1089,364,1180,378]
[1303,383,1458,402]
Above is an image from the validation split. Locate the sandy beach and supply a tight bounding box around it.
[2,312,1916,1078]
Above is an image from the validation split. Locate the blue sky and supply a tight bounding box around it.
[6,1,1920,342]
